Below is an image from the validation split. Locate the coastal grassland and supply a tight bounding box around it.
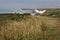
[0,14,60,40]
[43,9,60,17]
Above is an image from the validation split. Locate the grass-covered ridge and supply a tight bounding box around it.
[0,14,60,40]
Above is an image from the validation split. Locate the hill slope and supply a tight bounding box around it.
[0,15,60,40]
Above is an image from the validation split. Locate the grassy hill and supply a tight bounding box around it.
[0,14,60,40]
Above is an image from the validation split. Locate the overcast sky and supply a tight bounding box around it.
[0,0,60,9]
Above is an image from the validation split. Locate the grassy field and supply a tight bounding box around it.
[0,9,60,40]
[0,14,60,40]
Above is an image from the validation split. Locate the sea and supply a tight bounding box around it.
[0,8,33,14]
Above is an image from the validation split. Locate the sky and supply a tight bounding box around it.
[0,0,60,9]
